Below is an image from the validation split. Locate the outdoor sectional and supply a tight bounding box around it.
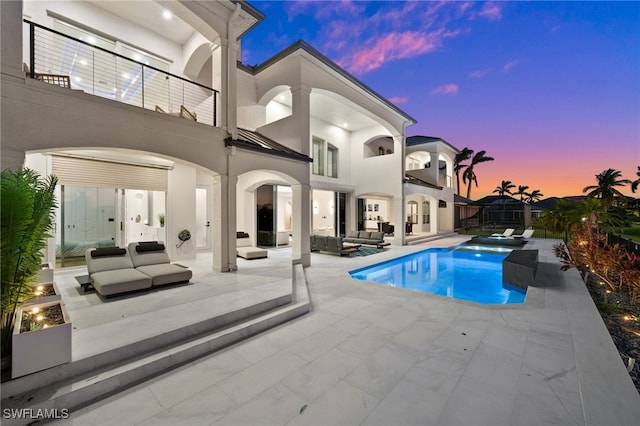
[85,242,192,297]
[310,235,360,256]
[343,231,390,249]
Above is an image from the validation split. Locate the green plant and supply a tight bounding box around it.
[158,213,165,227]
[1,168,57,359]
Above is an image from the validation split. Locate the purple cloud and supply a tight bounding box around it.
[430,84,459,96]
[469,67,494,78]
[389,96,409,105]
[503,60,519,72]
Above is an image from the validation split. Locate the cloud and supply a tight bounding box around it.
[430,84,459,96]
[341,28,460,74]
[389,96,409,105]
[503,60,519,72]
[469,67,494,78]
[478,2,503,21]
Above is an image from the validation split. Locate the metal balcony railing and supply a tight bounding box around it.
[24,20,218,127]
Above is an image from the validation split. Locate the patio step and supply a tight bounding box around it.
[1,265,310,425]
[405,232,459,245]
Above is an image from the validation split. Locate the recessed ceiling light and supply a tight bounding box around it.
[86,36,96,45]
[74,76,82,82]
[122,73,130,80]
[343,123,348,128]
[80,59,88,66]
[163,10,172,20]
[278,94,285,101]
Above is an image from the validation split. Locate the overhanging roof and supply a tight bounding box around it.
[226,128,312,163]
[238,40,416,125]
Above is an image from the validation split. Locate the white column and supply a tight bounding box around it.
[210,40,222,127]
[428,152,439,185]
[393,195,404,246]
[292,183,311,266]
[212,175,230,272]
[1,0,23,79]
[290,84,312,156]
[218,37,229,134]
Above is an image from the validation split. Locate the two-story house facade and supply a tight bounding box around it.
[1,0,457,274]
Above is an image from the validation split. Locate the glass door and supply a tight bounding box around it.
[195,186,211,250]
[56,185,117,268]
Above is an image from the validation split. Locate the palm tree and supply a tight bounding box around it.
[582,168,631,205]
[631,166,640,193]
[462,150,494,199]
[525,189,544,204]
[453,147,473,196]
[492,180,515,196]
[514,185,530,202]
[493,180,515,224]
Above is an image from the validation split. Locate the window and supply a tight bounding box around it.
[422,201,430,224]
[327,144,338,178]
[312,137,324,176]
[312,137,338,178]
[407,201,418,224]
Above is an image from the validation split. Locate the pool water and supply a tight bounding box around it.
[349,247,526,304]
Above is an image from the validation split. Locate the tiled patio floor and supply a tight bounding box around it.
[53,237,640,425]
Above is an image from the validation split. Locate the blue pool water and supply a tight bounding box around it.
[349,247,526,304]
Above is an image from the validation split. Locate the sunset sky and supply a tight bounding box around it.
[241,0,640,199]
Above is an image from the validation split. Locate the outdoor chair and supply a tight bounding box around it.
[491,228,515,237]
[512,229,535,239]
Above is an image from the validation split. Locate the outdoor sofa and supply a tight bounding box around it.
[343,231,390,249]
[310,235,360,256]
[236,231,268,259]
[85,242,192,297]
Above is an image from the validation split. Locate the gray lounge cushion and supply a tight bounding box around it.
[369,232,384,241]
[358,231,371,239]
[128,242,192,286]
[85,247,152,296]
[90,269,152,296]
[346,231,359,239]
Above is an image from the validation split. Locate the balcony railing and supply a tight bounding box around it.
[24,20,218,127]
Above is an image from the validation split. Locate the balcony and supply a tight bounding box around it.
[24,20,219,127]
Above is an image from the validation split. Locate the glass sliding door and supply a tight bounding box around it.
[56,185,117,267]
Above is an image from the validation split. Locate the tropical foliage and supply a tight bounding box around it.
[582,168,631,205]
[632,166,640,193]
[549,170,640,304]
[492,180,515,196]
[453,147,473,196]
[462,150,494,199]
[1,168,58,359]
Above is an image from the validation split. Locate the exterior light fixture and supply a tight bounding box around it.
[163,10,172,20]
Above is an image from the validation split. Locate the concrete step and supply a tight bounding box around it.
[1,265,310,425]
[405,232,460,245]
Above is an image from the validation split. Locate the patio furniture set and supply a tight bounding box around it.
[311,231,391,256]
[84,242,192,297]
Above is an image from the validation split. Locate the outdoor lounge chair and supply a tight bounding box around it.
[512,229,535,239]
[491,228,515,237]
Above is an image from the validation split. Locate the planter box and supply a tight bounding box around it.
[12,301,72,379]
[36,263,54,284]
[24,281,61,305]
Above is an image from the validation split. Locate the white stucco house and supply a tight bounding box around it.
[1,0,459,273]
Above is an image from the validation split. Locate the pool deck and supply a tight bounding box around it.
[55,236,640,425]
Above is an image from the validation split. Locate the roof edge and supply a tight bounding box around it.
[239,40,417,124]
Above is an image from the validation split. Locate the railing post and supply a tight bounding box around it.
[29,22,35,78]
[213,91,217,127]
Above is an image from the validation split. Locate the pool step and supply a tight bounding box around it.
[405,232,459,245]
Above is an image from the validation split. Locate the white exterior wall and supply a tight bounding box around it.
[23,1,187,76]
[167,163,197,261]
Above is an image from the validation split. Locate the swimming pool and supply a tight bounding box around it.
[349,246,526,304]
